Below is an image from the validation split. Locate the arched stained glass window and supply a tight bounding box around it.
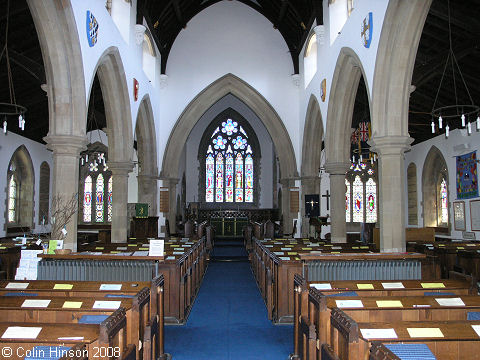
[440,178,448,224]
[107,176,113,222]
[345,161,377,223]
[84,175,92,222]
[352,176,364,222]
[96,174,104,222]
[345,179,351,222]
[365,178,377,223]
[204,117,255,204]
[8,176,17,223]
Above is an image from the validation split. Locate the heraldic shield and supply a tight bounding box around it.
[86,10,99,47]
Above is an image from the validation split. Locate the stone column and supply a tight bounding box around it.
[109,161,134,243]
[369,136,413,252]
[280,178,296,235]
[301,176,320,237]
[137,174,158,215]
[161,178,179,235]
[44,135,87,251]
[324,162,350,243]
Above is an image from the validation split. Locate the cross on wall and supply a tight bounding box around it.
[322,190,330,211]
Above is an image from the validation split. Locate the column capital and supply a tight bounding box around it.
[159,176,179,186]
[279,178,296,187]
[324,162,350,175]
[137,173,158,181]
[368,135,414,156]
[108,161,134,175]
[44,134,88,155]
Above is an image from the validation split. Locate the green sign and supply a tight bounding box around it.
[136,203,148,218]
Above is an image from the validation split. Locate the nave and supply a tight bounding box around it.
[165,241,292,360]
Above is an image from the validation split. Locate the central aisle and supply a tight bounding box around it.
[165,261,293,359]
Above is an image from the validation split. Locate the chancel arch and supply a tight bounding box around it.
[161,73,297,232]
[5,146,35,233]
[301,94,324,236]
[422,146,449,229]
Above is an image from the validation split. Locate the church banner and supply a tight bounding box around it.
[456,151,478,199]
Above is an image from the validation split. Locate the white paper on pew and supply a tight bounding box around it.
[310,283,332,290]
[149,240,164,256]
[381,282,404,289]
[133,251,149,256]
[472,325,480,337]
[273,252,284,255]
[93,300,121,309]
[2,326,42,339]
[182,244,192,247]
[336,300,364,308]
[173,251,185,255]
[309,243,320,246]
[58,336,84,340]
[166,256,176,260]
[116,247,128,250]
[264,245,273,248]
[281,248,291,251]
[331,246,343,250]
[274,242,282,244]
[99,284,122,291]
[22,299,51,308]
[435,297,465,306]
[360,328,397,339]
[5,282,29,289]
[279,257,291,261]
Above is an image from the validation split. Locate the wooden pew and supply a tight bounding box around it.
[0,307,128,360]
[330,308,480,360]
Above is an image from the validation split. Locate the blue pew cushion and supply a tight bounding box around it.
[326,291,358,297]
[78,314,109,324]
[385,343,436,359]
[24,346,72,359]
[4,292,37,296]
[468,312,480,320]
[424,292,455,296]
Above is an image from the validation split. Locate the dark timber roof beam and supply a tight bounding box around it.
[173,0,186,28]
[274,0,288,29]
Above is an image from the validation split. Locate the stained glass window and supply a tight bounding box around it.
[352,176,364,222]
[215,153,224,202]
[107,176,113,222]
[365,178,377,223]
[96,174,104,222]
[83,175,92,222]
[8,176,17,223]
[345,179,351,222]
[440,178,448,223]
[204,118,255,203]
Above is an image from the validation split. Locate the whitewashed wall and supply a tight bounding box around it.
[0,131,53,237]
[405,128,480,240]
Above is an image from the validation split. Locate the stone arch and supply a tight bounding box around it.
[161,73,297,230]
[422,146,449,228]
[89,47,134,164]
[135,94,158,214]
[5,146,35,232]
[325,47,370,165]
[301,94,324,236]
[370,0,432,139]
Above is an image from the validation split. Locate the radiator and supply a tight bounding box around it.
[37,259,157,281]
[304,260,421,281]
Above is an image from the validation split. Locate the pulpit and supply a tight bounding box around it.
[130,216,158,239]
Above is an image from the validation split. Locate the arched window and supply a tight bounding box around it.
[422,146,449,228]
[79,143,112,224]
[345,162,377,223]
[38,162,50,224]
[199,110,261,207]
[304,33,317,88]
[8,175,17,223]
[5,146,35,231]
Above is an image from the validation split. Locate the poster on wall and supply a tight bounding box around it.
[471,200,480,231]
[456,151,478,199]
[453,201,466,231]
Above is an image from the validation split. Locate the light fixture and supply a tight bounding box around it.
[431,0,479,138]
[1,0,27,134]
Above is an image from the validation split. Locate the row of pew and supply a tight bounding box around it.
[292,275,480,359]
[0,276,167,359]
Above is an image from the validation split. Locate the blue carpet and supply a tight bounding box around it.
[165,262,293,359]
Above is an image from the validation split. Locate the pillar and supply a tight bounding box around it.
[109,161,134,243]
[45,135,87,251]
[137,174,158,215]
[324,162,350,243]
[370,135,413,252]
[161,177,179,235]
[280,178,296,235]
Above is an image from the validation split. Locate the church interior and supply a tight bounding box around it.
[0,0,479,359]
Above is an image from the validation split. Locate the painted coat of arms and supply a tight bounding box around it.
[86,11,99,47]
[361,12,373,48]
[320,79,326,102]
